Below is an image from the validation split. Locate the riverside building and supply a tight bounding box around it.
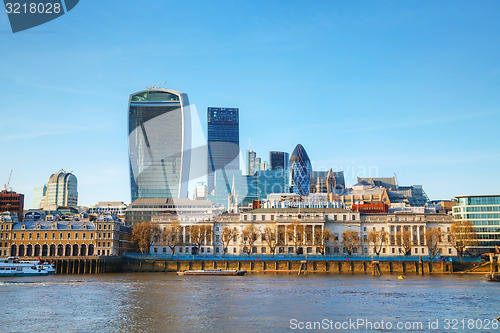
[453,195,500,253]
[0,212,132,257]
[148,207,455,257]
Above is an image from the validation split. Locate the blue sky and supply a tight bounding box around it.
[1,1,499,208]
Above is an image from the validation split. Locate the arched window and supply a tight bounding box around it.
[65,244,71,256]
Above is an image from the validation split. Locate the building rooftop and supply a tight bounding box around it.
[12,220,96,230]
[249,208,352,213]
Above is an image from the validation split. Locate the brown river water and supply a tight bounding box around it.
[0,273,498,332]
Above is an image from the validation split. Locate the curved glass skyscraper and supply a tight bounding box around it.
[290,144,312,196]
[128,89,191,202]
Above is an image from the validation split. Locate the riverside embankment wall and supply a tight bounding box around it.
[25,257,497,275]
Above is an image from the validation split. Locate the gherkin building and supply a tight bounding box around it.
[289,144,312,195]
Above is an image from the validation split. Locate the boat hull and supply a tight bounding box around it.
[177,270,247,276]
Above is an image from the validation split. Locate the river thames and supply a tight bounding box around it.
[1,273,498,332]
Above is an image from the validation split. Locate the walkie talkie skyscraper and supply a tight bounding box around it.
[128,88,191,202]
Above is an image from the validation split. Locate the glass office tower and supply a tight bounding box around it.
[207,107,239,193]
[290,144,312,196]
[270,151,289,170]
[453,195,500,253]
[128,89,191,202]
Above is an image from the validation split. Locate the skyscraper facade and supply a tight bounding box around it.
[128,89,191,202]
[207,107,239,193]
[41,170,78,209]
[453,195,500,253]
[290,144,312,196]
[270,151,289,170]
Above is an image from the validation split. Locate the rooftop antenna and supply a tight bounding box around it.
[4,170,12,191]
[145,81,167,90]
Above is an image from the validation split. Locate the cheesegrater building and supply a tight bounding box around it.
[128,89,191,202]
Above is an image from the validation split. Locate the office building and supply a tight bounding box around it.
[270,151,289,170]
[39,170,78,210]
[0,189,24,221]
[290,144,312,195]
[453,195,500,254]
[207,107,239,193]
[128,88,191,201]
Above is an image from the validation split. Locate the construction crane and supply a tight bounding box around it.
[4,170,12,191]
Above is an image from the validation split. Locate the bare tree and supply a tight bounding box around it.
[263,225,279,255]
[241,224,260,255]
[287,221,305,254]
[314,227,331,255]
[449,220,476,258]
[190,225,212,255]
[341,229,359,255]
[131,222,161,254]
[425,227,443,258]
[367,229,388,255]
[161,222,183,255]
[221,226,238,258]
[396,228,412,255]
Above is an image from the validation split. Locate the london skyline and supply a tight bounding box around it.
[1,1,500,208]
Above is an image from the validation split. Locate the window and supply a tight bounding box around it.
[59,233,63,239]
[67,233,71,239]
[252,215,256,221]
[233,247,236,253]
[108,233,111,239]
[29,233,32,239]
[243,215,247,221]
[363,227,367,231]
[75,233,78,239]
[21,233,24,239]
[271,215,274,221]
[261,215,265,220]
[44,233,48,239]
[83,233,86,239]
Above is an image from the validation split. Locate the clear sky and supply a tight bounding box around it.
[1,1,499,208]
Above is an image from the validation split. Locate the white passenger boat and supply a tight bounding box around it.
[20,260,56,275]
[0,257,50,276]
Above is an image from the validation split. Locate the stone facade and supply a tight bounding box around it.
[148,208,456,257]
